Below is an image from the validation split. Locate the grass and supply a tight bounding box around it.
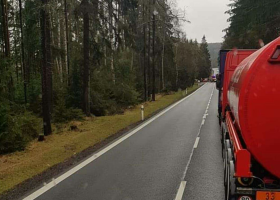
[0,84,200,195]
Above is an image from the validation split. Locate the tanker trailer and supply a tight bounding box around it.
[221,37,280,200]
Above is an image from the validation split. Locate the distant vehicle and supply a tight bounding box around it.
[218,37,280,200]
[211,75,216,82]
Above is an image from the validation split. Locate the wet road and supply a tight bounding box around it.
[23,83,224,200]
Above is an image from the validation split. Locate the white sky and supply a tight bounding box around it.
[176,0,231,43]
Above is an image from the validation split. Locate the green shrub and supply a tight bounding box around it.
[90,90,112,116]
[0,103,41,154]
[89,56,140,116]
[113,84,139,107]
[53,92,84,123]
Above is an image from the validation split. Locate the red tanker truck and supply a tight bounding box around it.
[218,37,280,200]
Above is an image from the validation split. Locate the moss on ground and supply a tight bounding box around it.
[0,84,199,195]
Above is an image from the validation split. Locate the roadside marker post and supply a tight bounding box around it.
[141,105,144,121]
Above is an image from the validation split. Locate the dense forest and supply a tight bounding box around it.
[0,0,212,154]
[222,0,280,49]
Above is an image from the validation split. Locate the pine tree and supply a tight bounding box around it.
[198,36,211,79]
[40,0,52,138]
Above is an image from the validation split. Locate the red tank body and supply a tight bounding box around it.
[222,50,255,118]
[228,37,280,178]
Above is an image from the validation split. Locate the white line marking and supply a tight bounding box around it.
[23,84,207,200]
[193,137,200,149]
[175,181,187,200]
[180,84,215,185]
[201,119,205,125]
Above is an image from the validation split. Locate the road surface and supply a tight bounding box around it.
[23,83,224,200]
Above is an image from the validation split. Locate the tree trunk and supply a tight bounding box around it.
[152,0,156,101]
[1,0,10,57]
[147,3,151,100]
[13,21,18,82]
[161,37,165,91]
[40,0,52,138]
[143,3,147,101]
[175,44,178,89]
[57,15,63,83]
[83,0,90,116]
[64,0,70,84]
[108,0,115,84]
[19,0,27,103]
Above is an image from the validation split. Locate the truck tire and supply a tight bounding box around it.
[226,161,236,200]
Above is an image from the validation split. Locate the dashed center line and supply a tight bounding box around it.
[174,84,215,200]
[201,119,205,125]
[175,181,187,200]
[193,137,200,149]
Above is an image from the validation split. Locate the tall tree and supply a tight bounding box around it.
[152,0,156,101]
[19,0,27,103]
[0,0,203,153]
[64,0,70,84]
[81,0,90,116]
[223,0,280,49]
[1,0,10,57]
[40,0,52,138]
[142,2,147,101]
[198,35,211,79]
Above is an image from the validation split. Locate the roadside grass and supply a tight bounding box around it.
[0,84,200,195]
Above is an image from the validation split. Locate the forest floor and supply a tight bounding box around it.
[0,84,200,198]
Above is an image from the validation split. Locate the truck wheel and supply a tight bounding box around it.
[227,148,233,163]
[223,139,230,161]
[221,128,224,157]
[224,149,228,186]
[224,141,231,186]
[226,161,236,200]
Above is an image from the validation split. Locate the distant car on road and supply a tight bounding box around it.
[211,75,216,82]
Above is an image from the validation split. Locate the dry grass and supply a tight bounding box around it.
[0,84,199,195]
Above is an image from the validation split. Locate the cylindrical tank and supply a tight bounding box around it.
[228,37,280,178]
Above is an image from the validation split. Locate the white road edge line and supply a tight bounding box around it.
[201,119,205,125]
[174,181,187,200]
[193,137,200,149]
[22,84,208,200]
[176,84,215,200]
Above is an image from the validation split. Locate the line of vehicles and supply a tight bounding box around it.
[216,37,280,200]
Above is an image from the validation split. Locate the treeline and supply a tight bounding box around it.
[223,0,280,49]
[0,0,211,154]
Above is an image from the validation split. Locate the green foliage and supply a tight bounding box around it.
[53,104,84,123]
[0,0,199,155]
[67,50,83,109]
[90,57,140,116]
[0,103,41,154]
[27,76,43,114]
[223,0,280,49]
[53,87,84,123]
[176,38,201,89]
[198,36,212,79]
[113,83,139,107]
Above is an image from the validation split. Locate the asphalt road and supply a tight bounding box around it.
[24,83,224,200]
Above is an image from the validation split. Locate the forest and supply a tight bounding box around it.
[0,0,212,154]
[222,0,280,49]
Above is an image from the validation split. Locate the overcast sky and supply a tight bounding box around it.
[176,0,231,43]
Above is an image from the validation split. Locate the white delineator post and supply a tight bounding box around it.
[141,105,144,121]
